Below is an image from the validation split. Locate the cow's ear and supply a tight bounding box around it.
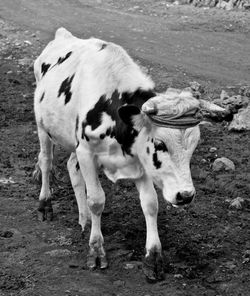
[118,105,141,126]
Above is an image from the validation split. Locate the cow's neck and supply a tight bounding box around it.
[114,88,156,156]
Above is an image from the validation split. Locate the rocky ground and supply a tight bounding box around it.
[0,1,250,296]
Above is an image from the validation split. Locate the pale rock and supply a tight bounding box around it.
[209,147,217,153]
[189,81,201,92]
[24,40,32,45]
[174,274,184,279]
[212,157,235,172]
[228,105,250,131]
[229,197,245,209]
[225,0,234,10]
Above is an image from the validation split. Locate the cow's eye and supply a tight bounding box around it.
[154,140,168,152]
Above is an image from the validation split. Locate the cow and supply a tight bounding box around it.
[33,28,225,282]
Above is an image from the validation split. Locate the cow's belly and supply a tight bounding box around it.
[96,143,144,183]
[35,103,76,152]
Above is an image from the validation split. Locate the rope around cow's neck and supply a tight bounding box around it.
[147,108,201,129]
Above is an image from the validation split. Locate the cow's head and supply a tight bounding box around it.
[119,88,225,206]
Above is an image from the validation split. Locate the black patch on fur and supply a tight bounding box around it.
[154,141,168,153]
[76,161,80,171]
[153,152,162,169]
[100,133,105,139]
[41,63,51,77]
[146,147,150,154]
[40,92,45,102]
[75,115,79,133]
[75,115,79,148]
[99,43,107,51]
[81,123,89,142]
[106,127,112,136]
[81,122,86,140]
[82,88,156,155]
[57,51,72,65]
[58,74,75,105]
[47,132,52,139]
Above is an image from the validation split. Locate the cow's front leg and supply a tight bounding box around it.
[76,149,108,269]
[35,127,54,221]
[135,175,164,282]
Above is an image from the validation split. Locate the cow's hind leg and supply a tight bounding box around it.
[76,149,108,270]
[67,152,90,233]
[135,176,165,283]
[36,127,54,221]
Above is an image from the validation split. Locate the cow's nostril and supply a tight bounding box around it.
[176,191,195,205]
[176,192,183,201]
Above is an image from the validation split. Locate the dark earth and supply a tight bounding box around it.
[0,1,250,295]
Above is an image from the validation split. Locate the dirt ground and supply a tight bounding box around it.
[0,1,250,295]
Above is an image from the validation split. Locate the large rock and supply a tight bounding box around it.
[212,157,235,172]
[213,90,249,112]
[228,105,250,131]
[189,0,250,9]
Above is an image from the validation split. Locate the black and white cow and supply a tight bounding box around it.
[33,28,224,281]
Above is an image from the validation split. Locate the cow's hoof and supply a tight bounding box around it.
[99,255,108,269]
[37,200,53,221]
[86,254,108,270]
[45,206,53,221]
[87,253,97,269]
[143,252,165,283]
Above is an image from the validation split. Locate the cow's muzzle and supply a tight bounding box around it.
[176,191,195,205]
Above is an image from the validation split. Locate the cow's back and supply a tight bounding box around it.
[34,27,154,152]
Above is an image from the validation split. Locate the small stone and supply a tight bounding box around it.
[24,40,32,45]
[113,280,125,287]
[212,157,235,172]
[209,147,217,153]
[124,263,135,269]
[124,261,142,270]
[0,177,15,184]
[229,197,245,210]
[174,274,183,279]
[189,81,201,91]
